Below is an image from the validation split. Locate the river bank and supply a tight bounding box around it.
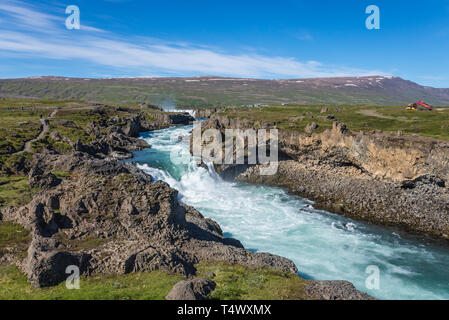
[198,113,449,241]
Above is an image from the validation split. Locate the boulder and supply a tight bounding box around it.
[165,278,216,300]
[305,122,318,134]
[332,121,348,134]
[49,130,62,141]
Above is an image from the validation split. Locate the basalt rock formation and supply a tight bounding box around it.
[199,114,449,240]
[0,150,297,288]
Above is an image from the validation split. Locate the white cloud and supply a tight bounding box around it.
[0,2,58,29]
[0,0,387,78]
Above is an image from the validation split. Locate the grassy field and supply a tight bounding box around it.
[0,265,183,300]
[222,105,449,140]
[0,262,310,300]
[0,97,88,110]
[0,99,91,167]
[0,222,31,260]
[197,263,308,300]
[0,110,42,155]
[0,175,39,207]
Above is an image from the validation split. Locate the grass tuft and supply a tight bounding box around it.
[0,265,183,300]
[196,263,308,300]
[0,176,38,207]
[0,222,31,260]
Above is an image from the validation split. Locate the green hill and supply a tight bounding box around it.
[1,76,448,107]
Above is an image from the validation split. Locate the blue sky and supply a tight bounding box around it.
[0,0,448,87]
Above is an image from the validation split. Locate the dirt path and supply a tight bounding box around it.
[12,106,99,155]
[357,109,394,119]
[15,109,58,155]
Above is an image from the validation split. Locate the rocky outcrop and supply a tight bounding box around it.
[74,109,193,159]
[198,115,449,240]
[305,122,318,134]
[150,112,195,126]
[57,111,188,161]
[25,235,91,287]
[165,278,216,300]
[123,117,142,137]
[0,150,297,288]
[192,108,224,119]
[305,281,374,300]
[276,121,449,183]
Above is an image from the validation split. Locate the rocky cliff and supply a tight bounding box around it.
[200,114,449,240]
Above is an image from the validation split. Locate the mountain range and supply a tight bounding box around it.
[1,76,448,107]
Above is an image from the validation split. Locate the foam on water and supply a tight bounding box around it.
[163,108,196,117]
[129,124,449,300]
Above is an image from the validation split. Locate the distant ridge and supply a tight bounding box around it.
[1,75,448,106]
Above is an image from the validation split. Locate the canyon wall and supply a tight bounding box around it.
[200,114,449,240]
